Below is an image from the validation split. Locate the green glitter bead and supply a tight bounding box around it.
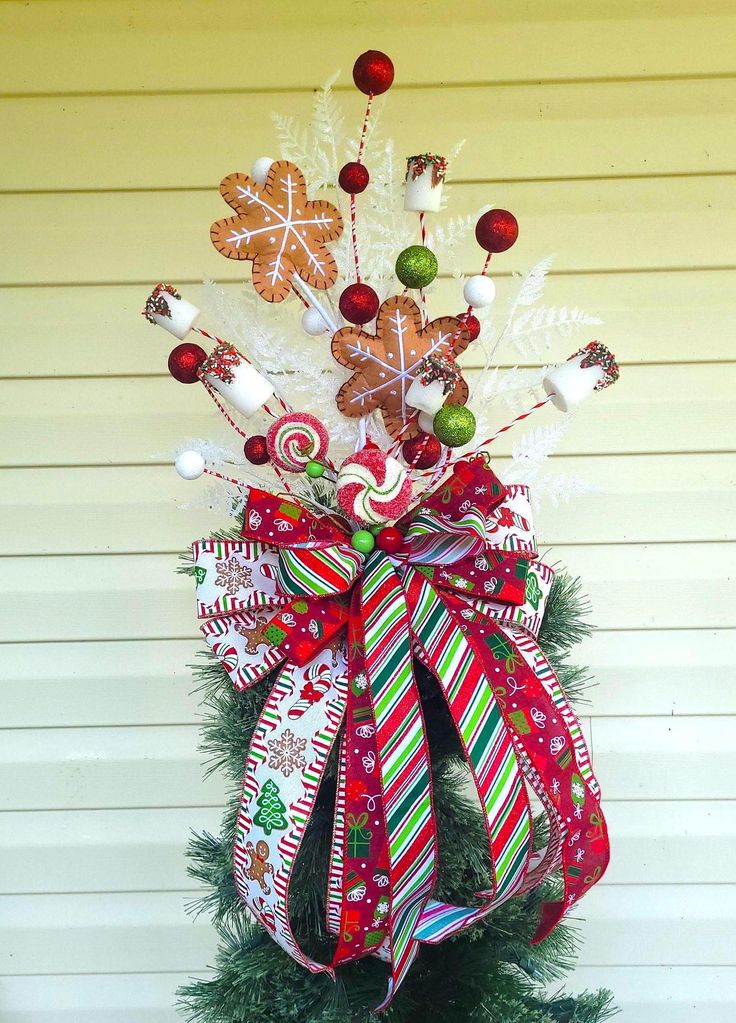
[305,460,325,478]
[370,524,383,536]
[395,245,438,289]
[351,529,376,555]
[433,405,476,448]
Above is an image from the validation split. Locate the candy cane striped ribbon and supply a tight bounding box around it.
[404,569,533,915]
[359,553,438,1007]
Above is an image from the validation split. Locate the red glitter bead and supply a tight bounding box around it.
[375,526,404,554]
[338,161,370,194]
[460,313,481,341]
[244,435,269,465]
[402,432,442,469]
[167,342,207,384]
[339,283,380,325]
[475,209,519,253]
[352,50,394,95]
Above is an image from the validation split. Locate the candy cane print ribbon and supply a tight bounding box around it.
[232,646,348,974]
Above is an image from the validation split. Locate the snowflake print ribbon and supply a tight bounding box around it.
[211,159,344,303]
[189,460,609,1007]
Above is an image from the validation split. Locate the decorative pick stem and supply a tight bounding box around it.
[290,274,339,333]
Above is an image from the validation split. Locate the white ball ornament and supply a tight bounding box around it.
[175,450,206,480]
[251,157,274,185]
[301,306,329,336]
[463,275,496,309]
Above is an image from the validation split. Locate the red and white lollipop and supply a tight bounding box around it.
[266,413,329,473]
[336,445,413,526]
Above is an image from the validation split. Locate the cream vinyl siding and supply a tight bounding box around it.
[1,2,734,1020]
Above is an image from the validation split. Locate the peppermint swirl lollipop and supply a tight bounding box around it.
[336,446,413,526]
[266,412,329,473]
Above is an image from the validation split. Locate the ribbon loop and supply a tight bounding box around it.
[276,543,364,598]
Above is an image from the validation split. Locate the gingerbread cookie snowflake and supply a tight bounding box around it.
[211,160,344,303]
[331,294,470,439]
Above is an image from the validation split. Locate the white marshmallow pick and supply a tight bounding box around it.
[406,376,447,416]
[417,410,437,434]
[544,343,620,412]
[404,155,447,213]
[201,342,274,418]
[143,285,200,340]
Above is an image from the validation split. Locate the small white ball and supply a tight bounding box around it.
[301,306,328,336]
[417,410,436,434]
[175,450,206,480]
[250,157,274,185]
[463,275,496,308]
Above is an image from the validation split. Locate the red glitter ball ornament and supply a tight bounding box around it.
[475,209,519,253]
[375,526,404,555]
[402,432,442,469]
[353,50,394,95]
[339,161,370,194]
[167,342,207,384]
[243,435,269,465]
[339,283,380,325]
[460,313,481,341]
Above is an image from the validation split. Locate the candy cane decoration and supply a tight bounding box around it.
[288,663,333,720]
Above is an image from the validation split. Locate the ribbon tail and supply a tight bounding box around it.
[329,618,392,966]
[452,606,610,942]
[326,730,348,940]
[360,554,438,1009]
[232,648,348,976]
[403,568,534,945]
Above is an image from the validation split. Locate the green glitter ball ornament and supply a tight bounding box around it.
[433,405,476,448]
[395,245,438,289]
[305,460,325,478]
[351,529,376,555]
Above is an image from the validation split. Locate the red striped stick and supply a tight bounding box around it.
[198,374,249,436]
[357,93,373,163]
[474,393,553,448]
[202,466,246,487]
[418,211,428,324]
[349,93,374,283]
[406,393,554,514]
[350,192,361,284]
[202,464,295,498]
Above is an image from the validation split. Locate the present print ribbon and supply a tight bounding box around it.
[191,460,609,1007]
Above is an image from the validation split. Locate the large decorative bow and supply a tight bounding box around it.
[191,459,609,1008]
